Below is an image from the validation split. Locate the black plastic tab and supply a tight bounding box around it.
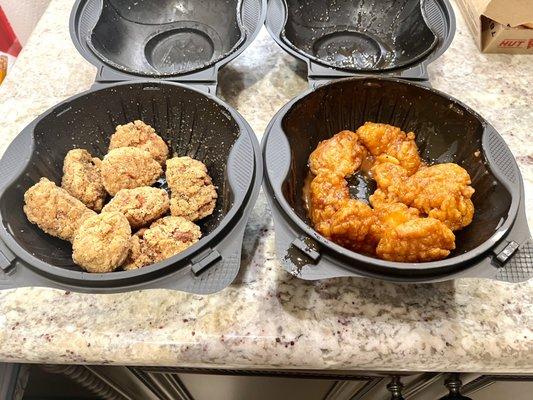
[495,239,533,283]
[191,249,222,276]
[495,241,520,264]
[291,237,321,262]
[0,240,15,272]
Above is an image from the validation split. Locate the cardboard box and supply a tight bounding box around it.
[456,0,533,53]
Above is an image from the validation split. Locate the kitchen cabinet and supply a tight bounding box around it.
[8,364,533,400]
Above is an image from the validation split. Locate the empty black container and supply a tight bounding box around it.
[0,0,268,294]
[71,0,266,87]
[262,78,532,283]
[266,0,455,82]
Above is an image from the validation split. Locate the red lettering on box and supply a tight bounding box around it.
[528,39,533,49]
[499,39,526,48]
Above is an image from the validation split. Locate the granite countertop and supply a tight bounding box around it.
[0,0,531,373]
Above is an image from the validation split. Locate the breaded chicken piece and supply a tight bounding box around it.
[368,189,391,209]
[309,173,350,238]
[309,178,377,254]
[329,198,377,254]
[166,157,217,221]
[309,130,367,176]
[371,201,420,240]
[109,120,169,166]
[306,124,474,262]
[307,131,376,253]
[376,217,456,262]
[145,216,201,259]
[61,149,107,211]
[72,212,131,273]
[102,187,169,229]
[101,147,162,196]
[356,122,422,175]
[124,216,201,270]
[23,178,96,242]
[402,163,475,231]
[370,159,409,200]
[123,229,153,271]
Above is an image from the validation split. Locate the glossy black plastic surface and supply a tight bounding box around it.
[89,0,244,76]
[266,0,455,80]
[71,0,267,82]
[283,0,437,71]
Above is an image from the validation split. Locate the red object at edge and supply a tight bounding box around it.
[0,6,21,56]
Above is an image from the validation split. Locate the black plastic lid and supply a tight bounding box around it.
[266,0,455,82]
[70,0,267,86]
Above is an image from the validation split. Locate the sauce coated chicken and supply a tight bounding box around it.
[307,122,475,262]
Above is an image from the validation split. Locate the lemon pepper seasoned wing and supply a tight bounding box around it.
[123,216,202,270]
[166,157,218,222]
[109,120,169,166]
[72,212,131,273]
[24,178,96,242]
[62,149,107,211]
[102,187,170,229]
[101,147,162,196]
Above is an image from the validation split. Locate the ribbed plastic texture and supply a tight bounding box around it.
[487,128,518,184]
[496,240,533,283]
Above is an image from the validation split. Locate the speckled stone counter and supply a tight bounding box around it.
[0,0,531,373]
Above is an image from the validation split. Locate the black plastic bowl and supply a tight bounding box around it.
[0,81,262,294]
[266,0,455,79]
[71,0,266,80]
[262,77,531,283]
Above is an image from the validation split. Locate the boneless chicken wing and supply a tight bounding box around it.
[102,186,169,229]
[401,163,475,231]
[61,149,107,211]
[72,212,132,273]
[166,157,217,222]
[23,178,96,242]
[308,173,350,238]
[369,159,409,202]
[376,217,456,262]
[109,120,169,166]
[370,201,420,240]
[356,122,422,175]
[123,216,201,270]
[123,217,202,270]
[329,199,377,254]
[122,229,153,271]
[101,147,162,196]
[309,130,367,176]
